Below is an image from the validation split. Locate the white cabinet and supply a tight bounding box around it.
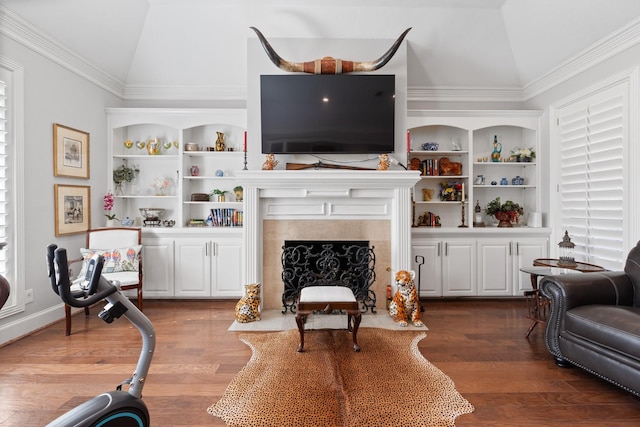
[477,237,549,296]
[174,236,243,298]
[412,239,476,297]
[141,237,175,298]
[211,238,244,297]
[175,238,212,297]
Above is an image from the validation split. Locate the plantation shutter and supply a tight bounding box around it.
[0,76,7,278]
[557,84,626,270]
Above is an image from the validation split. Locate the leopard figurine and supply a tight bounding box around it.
[388,270,424,327]
[234,283,261,323]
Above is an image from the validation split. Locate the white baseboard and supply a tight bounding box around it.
[0,303,66,345]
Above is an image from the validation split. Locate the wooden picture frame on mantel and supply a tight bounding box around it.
[54,184,91,236]
[53,123,90,179]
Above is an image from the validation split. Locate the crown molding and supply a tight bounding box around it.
[407,86,524,103]
[123,84,247,101]
[0,5,125,98]
[523,16,640,101]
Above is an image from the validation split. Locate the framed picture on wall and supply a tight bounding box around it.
[53,123,90,179]
[54,184,91,236]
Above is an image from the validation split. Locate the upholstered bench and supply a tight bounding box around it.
[295,286,362,352]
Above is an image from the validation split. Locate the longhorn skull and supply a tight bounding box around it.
[250,27,411,74]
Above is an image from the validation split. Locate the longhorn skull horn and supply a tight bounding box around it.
[250,27,411,74]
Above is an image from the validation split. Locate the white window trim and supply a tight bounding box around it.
[549,67,639,263]
[0,55,25,319]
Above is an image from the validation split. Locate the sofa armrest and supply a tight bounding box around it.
[540,271,634,358]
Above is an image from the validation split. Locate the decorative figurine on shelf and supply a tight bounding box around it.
[409,157,422,171]
[215,131,226,151]
[450,138,461,151]
[234,283,261,323]
[262,153,278,170]
[388,270,424,327]
[422,188,434,201]
[438,157,462,176]
[377,153,390,170]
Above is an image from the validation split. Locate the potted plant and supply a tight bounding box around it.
[209,188,227,202]
[113,164,137,195]
[484,197,523,227]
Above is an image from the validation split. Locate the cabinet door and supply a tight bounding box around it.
[478,240,512,296]
[412,242,443,296]
[174,239,211,297]
[211,238,243,298]
[442,240,476,296]
[141,237,174,298]
[514,238,548,295]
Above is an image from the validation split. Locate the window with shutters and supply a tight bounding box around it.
[0,57,23,318]
[556,82,628,270]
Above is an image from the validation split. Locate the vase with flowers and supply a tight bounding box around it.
[151,176,170,196]
[103,191,117,226]
[484,197,523,227]
[511,147,536,162]
[113,164,137,195]
[439,181,463,201]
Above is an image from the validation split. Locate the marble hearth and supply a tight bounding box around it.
[237,170,421,310]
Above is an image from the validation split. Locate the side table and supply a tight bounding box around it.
[520,259,605,338]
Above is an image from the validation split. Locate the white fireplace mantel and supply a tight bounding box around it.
[237,170,421,284]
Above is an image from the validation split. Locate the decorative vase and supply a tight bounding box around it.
[491,137,502,162]
[215,132,226,151]
[494,211,513,228]
[147,138,160,155]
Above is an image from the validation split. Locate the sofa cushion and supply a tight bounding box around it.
[624,240,640,307]
[565,305,640,362]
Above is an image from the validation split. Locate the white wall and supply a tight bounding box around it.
[0,34,121,343]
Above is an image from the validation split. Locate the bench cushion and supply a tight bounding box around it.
[299,286,356,303]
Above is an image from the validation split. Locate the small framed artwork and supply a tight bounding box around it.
[54,184,91,236]
[53,123,90,179]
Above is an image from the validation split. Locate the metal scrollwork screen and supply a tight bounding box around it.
[281,240,376,313]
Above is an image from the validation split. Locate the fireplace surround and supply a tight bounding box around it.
[237,170,421,309]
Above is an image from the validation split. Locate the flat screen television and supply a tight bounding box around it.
[260,74,395,154]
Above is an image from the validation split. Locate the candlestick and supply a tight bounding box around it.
[407,130,411,152]
[243,131,247,152]
[459,201,468,228]
[461,183,465,202]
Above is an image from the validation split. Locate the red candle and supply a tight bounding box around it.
[407,130,411,152]
[243,131,247,152]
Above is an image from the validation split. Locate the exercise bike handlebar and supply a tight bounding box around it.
[46,244,117,307]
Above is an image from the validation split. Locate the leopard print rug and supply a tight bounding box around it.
[208,328,474,426]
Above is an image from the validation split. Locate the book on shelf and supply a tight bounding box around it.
[209,208,243,227]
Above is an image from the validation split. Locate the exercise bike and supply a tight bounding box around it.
[45,244,156,427]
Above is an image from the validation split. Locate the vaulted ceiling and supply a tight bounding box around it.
[2,0,640,100]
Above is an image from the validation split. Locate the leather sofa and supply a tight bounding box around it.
[540,241,640,396]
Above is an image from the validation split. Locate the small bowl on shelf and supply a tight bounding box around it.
[139,208,165,226]
[184,142,199,151]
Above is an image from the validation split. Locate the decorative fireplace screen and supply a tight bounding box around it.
[281,240,376,313]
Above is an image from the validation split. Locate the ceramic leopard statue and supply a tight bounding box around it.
[235,283,261,323]
[388,270,424,327]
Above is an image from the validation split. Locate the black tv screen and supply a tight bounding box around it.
[260,74,395,154]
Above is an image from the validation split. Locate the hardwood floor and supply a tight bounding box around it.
[1,299,639,426]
